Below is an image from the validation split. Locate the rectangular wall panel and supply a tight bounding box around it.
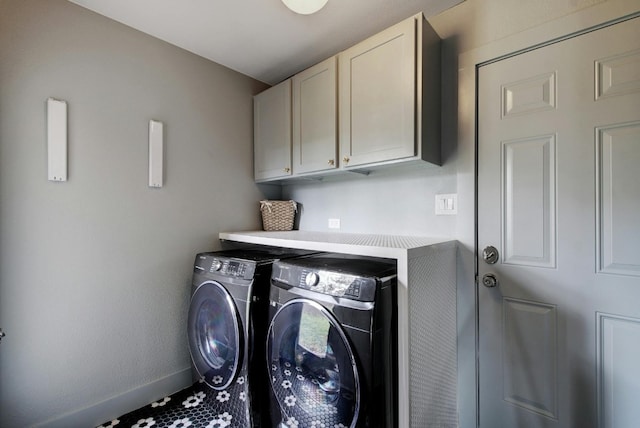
[502,135,556,267]
[596,49,640,100]
[502,72,556,118]
[503,298,558,419]
[596,122,640,276]
[597,313,640,427]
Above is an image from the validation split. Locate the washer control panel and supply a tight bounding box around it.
[216,260,247,277]
[194,255,255,280]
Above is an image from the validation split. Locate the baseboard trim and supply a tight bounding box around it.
[34,367,192,428]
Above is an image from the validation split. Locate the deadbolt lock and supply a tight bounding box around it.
[482,246,499,264]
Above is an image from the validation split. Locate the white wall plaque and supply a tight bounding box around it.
[47,98,67,182]
[148,120,163,188]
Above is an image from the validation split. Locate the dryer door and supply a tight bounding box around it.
[188,281,243,390]
[267,299,360,427]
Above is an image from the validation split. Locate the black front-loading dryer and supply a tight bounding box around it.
[266,253,397,428]
[188,246,317,428]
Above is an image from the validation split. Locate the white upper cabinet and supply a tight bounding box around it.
[292,56,338,175]
[339,14,441,169]
[252,13,441,183]
[254,79,292,181]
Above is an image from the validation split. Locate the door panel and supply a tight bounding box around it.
[596,122,640,275]
[501,72,556,118]
[502,134,556,267]
[339,16,416,167]
[254,80,292,181]
[597,313,640,427]
[267,299,359,427]
[502,298,558,420]
[478,17,640,428]
[292,56,338,174]
[595,49,640,100]
[188,281,243,389]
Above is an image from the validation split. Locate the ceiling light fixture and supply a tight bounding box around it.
[281,0,329,15]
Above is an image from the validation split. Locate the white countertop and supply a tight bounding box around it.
[219,230,455,259]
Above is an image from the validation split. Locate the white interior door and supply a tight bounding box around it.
[478,17,640,428]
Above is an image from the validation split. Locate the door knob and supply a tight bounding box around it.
[482,273,498,288]
[482,246,499,264]
[0,328,5,343]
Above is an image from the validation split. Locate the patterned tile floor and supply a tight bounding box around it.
[96,376,252,428]
[269,359,353,428]
[96,361,355,428]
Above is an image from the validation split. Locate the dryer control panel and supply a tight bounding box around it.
[272,264,379,302]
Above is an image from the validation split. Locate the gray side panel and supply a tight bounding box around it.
[409,245,457,427]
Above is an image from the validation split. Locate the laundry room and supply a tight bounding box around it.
[1,0,639,427]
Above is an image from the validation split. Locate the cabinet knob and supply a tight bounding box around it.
[343,157,350,164]
[284,167,291,173]
[328,159,335,166]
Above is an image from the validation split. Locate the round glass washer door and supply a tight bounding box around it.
[267,299,360,427]
[188,281,243,390]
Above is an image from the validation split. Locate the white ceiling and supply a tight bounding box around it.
[68,0,464,85]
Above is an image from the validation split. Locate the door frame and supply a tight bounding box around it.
[455,4,640,427]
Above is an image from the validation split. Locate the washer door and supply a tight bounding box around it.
[188,281,243,390]
[267,299,360,428]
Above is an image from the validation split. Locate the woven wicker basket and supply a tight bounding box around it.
[259,200,297,231]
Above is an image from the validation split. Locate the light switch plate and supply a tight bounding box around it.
[435,194,457,215]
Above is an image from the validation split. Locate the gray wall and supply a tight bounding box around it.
[282,163,457,236]
[0,1,274,426]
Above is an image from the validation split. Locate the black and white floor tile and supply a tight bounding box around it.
[270,359,353,428]
[97,374,251,428]
[97,362,353,428]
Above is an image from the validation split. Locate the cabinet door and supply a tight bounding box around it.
[254,80,292,181]
[339,16,416,168]
[292,56,338,174]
